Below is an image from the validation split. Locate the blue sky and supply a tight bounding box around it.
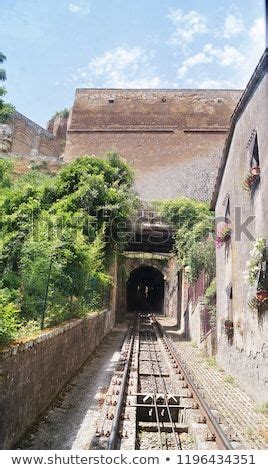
[0,0,265,127]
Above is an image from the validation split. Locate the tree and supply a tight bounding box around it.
[0,52,15,124]
[0,153,137,341]
[51,108,69,120]
[0,52,7,81]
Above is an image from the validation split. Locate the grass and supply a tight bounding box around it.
[254,403,268,415]
[245,427,254,439]
[223,374,235,385]
[206,356,217,368]
[191,341,197,348]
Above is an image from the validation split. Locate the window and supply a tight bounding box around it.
[224,283,234,343]
[250,134,260,169]
[245,132,260,195]
[108,98,114,104]
[225,196,231,224]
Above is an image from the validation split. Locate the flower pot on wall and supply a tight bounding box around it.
[250,166,260,176]
[242,174,260,191]
[222,232,231,242]
[256,290,268,302]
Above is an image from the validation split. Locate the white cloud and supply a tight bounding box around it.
[234,16,265,87]
[178,43,245,78]
[204,44,245,66]
[223,14,244,38]
[74,47,165,88]
[68,1,90,15]
[178,52,213,78]
[167,8,207,45]
[249,17,265,44]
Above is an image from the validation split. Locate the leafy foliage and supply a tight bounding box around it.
[51,108,69,120]
[0,289,21,345]
[0,52,15,123]
[204,278,216,327]
[160,198,215,281]
[243,238,266,286]
[0,153,136,344]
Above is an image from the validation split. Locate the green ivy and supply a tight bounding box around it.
[160,198,215,282]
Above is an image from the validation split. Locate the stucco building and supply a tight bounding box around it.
[211,49,268,403]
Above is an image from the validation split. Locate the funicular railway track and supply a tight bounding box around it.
[91,313,234,451]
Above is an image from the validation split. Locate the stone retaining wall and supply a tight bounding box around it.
[0,309,114,449]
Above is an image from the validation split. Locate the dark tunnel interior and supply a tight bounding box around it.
[127,266,164,314]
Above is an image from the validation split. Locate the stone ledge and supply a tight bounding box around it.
[0,310,108,360]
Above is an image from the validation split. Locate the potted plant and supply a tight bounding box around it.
[242,171,260,191]
[250,166,260,176]
[256,289,268,302]
[215,224,232,248]
[248,295,268,311]
[223,319,234,340]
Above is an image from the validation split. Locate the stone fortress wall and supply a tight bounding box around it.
[0,111,62,157]
[64,88,242,201]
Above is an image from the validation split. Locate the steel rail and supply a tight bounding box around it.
[107,320,137,450]
[97,323,133,438]
[143,325,164,449]
[153,317,233,450]
[148,321,181,449]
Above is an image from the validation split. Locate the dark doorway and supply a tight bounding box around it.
[127,266,164,314]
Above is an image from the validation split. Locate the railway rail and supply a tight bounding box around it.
[91,313,235,450]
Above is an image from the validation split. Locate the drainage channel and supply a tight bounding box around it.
[90,313,237,450]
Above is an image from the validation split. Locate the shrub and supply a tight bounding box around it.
[0,153,136,341]
[0,289,20,345]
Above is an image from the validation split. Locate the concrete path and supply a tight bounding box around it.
[18,322,128,450]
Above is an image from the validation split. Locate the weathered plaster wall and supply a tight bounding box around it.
[64,89,241,201]
[215,74,268,403]
[0,309,115,449]
[188,299,203,346]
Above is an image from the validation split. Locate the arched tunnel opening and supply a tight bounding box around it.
[127,266,164,314]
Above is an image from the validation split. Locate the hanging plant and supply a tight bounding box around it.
[243,238,266,286]
[223,319,234,340]
[215,224,232,248]
[242,168,260,191]
[250,166,260,176]
[248,295,268,311]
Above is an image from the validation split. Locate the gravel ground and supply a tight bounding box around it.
[18,323,128,450]
[137,430,195,450]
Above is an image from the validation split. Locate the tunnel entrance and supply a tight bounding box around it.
[127,266,164,314]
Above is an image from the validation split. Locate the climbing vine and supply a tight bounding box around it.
[159,198,215,282]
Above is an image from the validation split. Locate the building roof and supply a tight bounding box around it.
[210,49,268,210]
